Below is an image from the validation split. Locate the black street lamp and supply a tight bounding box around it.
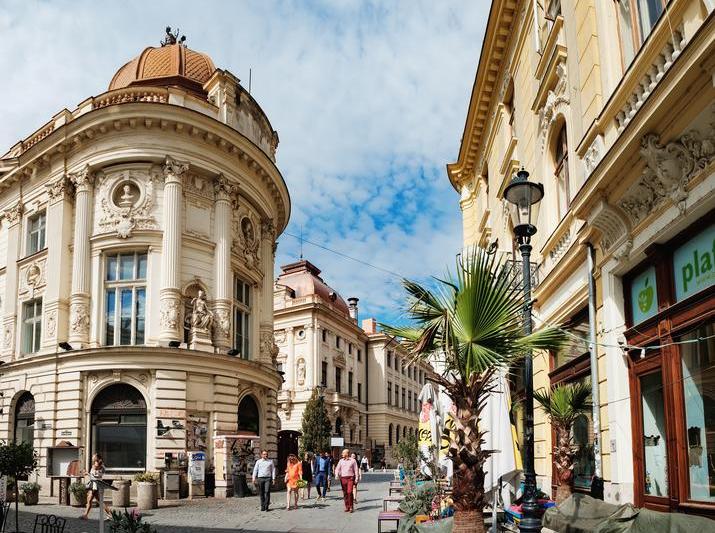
[504,168,544,533]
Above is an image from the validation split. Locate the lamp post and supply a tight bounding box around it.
[504,168,544,533]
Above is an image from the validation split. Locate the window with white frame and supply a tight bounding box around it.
[554,124,570,222]
[22,298,42,353]
[105,252,146,346]
[26,211,46,255]
[233,278,251,359]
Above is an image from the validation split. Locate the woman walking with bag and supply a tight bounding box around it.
[300,452,313,500]
[284,454,302,510]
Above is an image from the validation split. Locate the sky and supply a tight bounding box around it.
[0,0,487,325]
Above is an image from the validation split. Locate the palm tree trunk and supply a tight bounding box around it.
[554,425,575,505]
[453,509,485,533]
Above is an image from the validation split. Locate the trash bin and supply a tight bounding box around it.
[112,480,131,507]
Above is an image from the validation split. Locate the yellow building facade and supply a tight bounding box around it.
[449,0,715,515]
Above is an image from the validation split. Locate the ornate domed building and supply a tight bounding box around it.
[0,30,289,497]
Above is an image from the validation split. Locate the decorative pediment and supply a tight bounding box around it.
[537,61,569,151]
[618,118,715,228]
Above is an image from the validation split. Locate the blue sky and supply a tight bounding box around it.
[0,0,487,325]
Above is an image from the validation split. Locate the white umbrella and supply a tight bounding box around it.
[482,368,521,526]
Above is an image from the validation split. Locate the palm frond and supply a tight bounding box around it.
[534,381,592,427]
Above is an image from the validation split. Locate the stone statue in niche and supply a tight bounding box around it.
[190,290,214,331]
[119,184,136,208]
[297,359,306,386]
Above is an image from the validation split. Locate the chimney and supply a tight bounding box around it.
[362,317,377,335]
[347,297,359,323]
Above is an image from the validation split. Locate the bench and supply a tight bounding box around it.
[378,510,405,533]
[388,485,403,496]
[383,495,405,511]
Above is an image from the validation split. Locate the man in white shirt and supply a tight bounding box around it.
[251,450,276,511]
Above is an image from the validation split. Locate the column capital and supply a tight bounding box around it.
[261,218,275,241]
[163,155,189,184]
[69,164,94,192]
[2,200,23,226]
[214,173,237,202]
[46,175,72,204]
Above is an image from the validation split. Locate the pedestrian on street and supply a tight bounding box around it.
[251,450,276,512]
[360,455,369,472]
[334,448,359,513]
[350,452,362,504]
[284,454,302,510]
[80,454,112,520]
[313,449,332,501]
[301,452,313,500]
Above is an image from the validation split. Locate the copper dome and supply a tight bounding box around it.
[277,260,350,318]
[109,43,216,96]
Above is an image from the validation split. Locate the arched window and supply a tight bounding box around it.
[237,396,260,435]
[403,426,407,438]
[553,124,570,221]
[91,384,146,470]
[388,424,393,446]
[396,425,401,444]
[14,392,35,447]
[335,417,343,437]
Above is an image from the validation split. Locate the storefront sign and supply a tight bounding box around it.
[674,224,715,301]
[630,266,658,324]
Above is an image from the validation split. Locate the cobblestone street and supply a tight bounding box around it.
[11,472,391,533]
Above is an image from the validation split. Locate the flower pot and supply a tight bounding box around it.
[70,490,87,507]
[23,490,39,506]
[136,482,158,510]
[112,480,131,507]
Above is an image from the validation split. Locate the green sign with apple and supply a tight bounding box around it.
[674,223,715,302]
[631,266,658,324]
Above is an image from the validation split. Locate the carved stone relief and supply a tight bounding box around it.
[96,167,159,238]
[214,309,231,339]
[538,61,569,151]
[160,298,181,331]
[234,206,261,269]
[19,259,46,295]
[618,117,715,228]
[273,329,286,344]
[45,310,57,339]
[259,330,279,364]
[70,302,90,336]
[296,358,306,386]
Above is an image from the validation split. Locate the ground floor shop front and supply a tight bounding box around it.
[0,348,280,497]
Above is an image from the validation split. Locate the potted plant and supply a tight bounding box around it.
[21,481,41,505]
[108,508,157,533]
[534,381,592,504]
[383,249,567,533]
[133,472,158,510]
[70,480,88,507]
[0,441,39,533]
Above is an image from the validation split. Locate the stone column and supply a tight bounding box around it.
[159,156,189,343]
[2,201,23,359]
[212,175,236,350]
[285,327,295,389]
[258,219,276,365]
[42,176,73,349]
[68,165,94,347]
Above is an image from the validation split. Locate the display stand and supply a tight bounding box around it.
[93,479,117,533]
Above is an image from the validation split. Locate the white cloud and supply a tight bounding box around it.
[0,0,486,323]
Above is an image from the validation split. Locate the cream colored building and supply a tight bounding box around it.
[273,260,435,466]
[0,32,289,497]
[274,260,367,457]
[449,0,715,516]
[362,318,436,467]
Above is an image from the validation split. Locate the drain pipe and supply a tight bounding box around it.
[586,243,602,481]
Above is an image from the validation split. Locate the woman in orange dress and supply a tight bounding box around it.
[284,454,303,510]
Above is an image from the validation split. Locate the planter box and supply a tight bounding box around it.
[70,490,87,507]
[23,491,39,506]
[136,482,158,510]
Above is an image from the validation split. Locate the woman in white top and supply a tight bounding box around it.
[80,454,112,520]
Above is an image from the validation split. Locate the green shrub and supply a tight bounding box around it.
[21,481,40,493]
[133,472,158,483]
[108,508,157,533]
[70,480,87,497]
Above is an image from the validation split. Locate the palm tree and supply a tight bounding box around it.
[383,249,566,533]
[533,381,592,504]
